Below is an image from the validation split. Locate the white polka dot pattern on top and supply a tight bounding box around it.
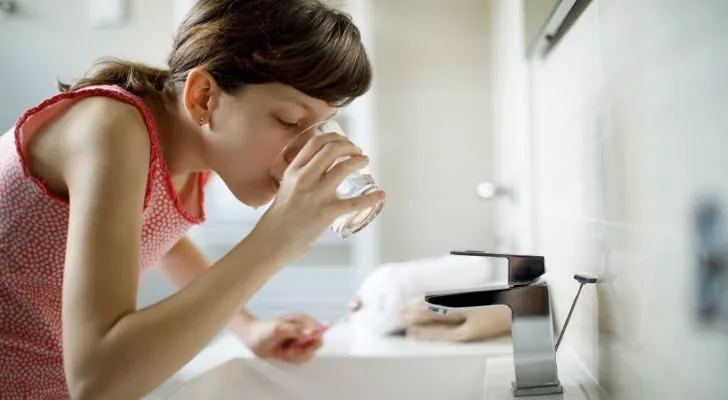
[0,86,208,399]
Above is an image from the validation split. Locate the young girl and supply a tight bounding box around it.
[0,0,384,398]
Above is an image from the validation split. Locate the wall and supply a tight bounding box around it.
[529,0,728,398]
[372,0,495,262]
[0,0,175,128]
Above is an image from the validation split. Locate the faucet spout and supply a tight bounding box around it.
[424,252,563,397]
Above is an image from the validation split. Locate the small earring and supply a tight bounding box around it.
[199,118,205,126]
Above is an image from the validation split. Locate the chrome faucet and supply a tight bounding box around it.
[424,251,563,397]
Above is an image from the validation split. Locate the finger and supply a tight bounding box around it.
[283,315,323,341]
[290,325,327,347]
[294,341,321,363]
[399,296,427,321]
[289,133,352,170]
[332,190,385,215]
[404,295,425,309]
[285,313,322,330]
[400,308,462,328]
[321,155,370,191]
[291,334,323,352]
[273,347,288,359]
[287,354,313,364]
[406,323,465,342]
[401,299,465,326]
[283,334,324,363]
[272,320,304,341]
[311,325,328,336]
[304,337,324,352]
[273,351,307,364]
[281,347,314,365]
[299,140,363,182]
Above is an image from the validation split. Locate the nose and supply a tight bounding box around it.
[270,132,316,182]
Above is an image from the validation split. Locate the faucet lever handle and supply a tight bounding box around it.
[450,250,546,287]
[554,273,598,351]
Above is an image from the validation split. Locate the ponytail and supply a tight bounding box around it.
[58,57,171,100]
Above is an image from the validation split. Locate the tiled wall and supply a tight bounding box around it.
[529,1,728,398]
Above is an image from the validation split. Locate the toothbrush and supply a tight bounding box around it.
[290,310,350,347]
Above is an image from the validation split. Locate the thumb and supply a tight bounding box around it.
[272,320,305,341]
[283,314,322,335]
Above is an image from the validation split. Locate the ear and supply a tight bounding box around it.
[183,68,221,125]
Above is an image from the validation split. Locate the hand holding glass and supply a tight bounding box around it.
[270,120,384,239]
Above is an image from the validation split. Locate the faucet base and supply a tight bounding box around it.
[512,382,564,397]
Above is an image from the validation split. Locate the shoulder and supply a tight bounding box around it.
[73,95,142,123]
[52,94,153,167]
[24,93,155,197]
[63,95,150,154]
[47,95,154,190]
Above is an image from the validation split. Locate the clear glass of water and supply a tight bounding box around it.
[270,120,384,239]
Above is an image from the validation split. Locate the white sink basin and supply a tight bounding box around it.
[166,355,488,400]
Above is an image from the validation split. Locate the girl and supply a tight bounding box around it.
[0,0,384,398]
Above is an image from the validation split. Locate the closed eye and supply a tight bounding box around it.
[278,118,299,129]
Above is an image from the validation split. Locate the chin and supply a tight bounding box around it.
[246,197,274,209]
[233,188,276,209]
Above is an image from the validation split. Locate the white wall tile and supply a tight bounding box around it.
[530,0,728,398]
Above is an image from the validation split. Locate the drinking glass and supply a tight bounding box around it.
[270,120,384,239]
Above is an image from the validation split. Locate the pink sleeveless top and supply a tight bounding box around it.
[0,85,209,398]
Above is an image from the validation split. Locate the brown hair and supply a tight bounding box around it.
[59,0,372,106]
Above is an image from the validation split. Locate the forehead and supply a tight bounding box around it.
[240,83,335,116]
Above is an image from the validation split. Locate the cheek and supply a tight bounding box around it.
[208,133,283,179]
[208,112,252,155]
[207,111,292,178]
[245,134,298,174]
[247,148,279,174]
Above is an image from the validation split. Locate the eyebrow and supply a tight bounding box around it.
[294,99,338,121]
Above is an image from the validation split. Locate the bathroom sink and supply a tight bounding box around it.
[164,349,608,400]
[166,355,488,400]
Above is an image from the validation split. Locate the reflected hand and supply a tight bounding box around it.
[398,296,510,342]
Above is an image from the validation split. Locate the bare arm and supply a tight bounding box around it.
[158,236,258,341]
[61,99,288,399]
[160,234,327,364]
[59,98,381,399]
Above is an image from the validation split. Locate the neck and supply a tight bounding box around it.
[146,95,209,178]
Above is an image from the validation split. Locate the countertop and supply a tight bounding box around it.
[482,352,607,400]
